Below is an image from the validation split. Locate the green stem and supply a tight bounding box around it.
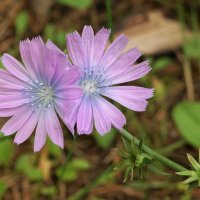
[119,129,187,172]
[105,0,113,41]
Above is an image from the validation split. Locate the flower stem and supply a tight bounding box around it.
[119,129,187,172]
[105,0,114,42]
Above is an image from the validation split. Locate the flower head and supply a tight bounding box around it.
[116,137,152,182]
[65,25,153,135]
[0,37,82,151]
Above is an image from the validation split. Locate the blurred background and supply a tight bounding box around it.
[0,0,200,199]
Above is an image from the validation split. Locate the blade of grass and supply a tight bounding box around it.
[105,0,113,42]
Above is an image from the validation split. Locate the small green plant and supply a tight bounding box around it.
[177,151,200,189]
[115,137,152,182]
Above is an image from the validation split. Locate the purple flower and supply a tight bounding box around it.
[0,37,82,152]
[65,26,153,135]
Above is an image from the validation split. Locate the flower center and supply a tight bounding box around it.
[82,80,97,94]
[38,86,54,103]
[80,67,109,95]
[22,80,54,110]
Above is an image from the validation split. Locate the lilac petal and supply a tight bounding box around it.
[0,91,25,100]
[0,69,26,89]
[105,61,151,85]
[54,98,76,134]
[51,53,74,86]
[54,98,73,117]
[55,86,83,100]
[14,111,39,145]
[34,112,47,152]
[45,44,74,85]
[1,54,29,82]
[64,100,81,134]
[1,106,32,136]
[77,95,93,135]
[46,40,64,55]
[0,90,28,108]
[29,36,45,79]
[67,31,85,68]
[43,47,57,85]
[0,87,21,93]
[19,39,37,78]
[0,98,28,109]
[92,28,111,66]
[106,48,141,76]
[97,96,126,130]
[0,90,21,96]
[0,105,24,117]
[91,96,111,135]
[53,67,81,88]
[99,34,128,68]
[103,86,153,112]
[45,106,64,148]
[81,25,94,66]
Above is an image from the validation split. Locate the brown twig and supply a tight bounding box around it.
[90,183,144,199]
[176,51,195,101]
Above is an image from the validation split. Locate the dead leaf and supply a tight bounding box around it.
[117,10,191,55]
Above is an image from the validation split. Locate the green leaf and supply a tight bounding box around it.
[56,165,77,182]
[15,154,43,181]
[123,165,132,183]
[122,137,131,152]
[138,137,144,153]
[55,0,92,9]
[71,158,91,170]
[153,57,173,72]
[41,186,57,199]
[15,11,29,37]
[183,36,200,60]
[176,170,196,176]
[172,101,200,147]
[0,181,7,199]
[93,129,116,150]
[0,133,14,167]
[183,176,198,184]
[96,168,115,185]
[57,158,91,182]
[187,154,200,172]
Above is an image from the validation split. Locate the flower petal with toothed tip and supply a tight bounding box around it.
[103,86,154,112]
[92,28,111,66]
[67,31,85,68]
[99,34,128,68]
